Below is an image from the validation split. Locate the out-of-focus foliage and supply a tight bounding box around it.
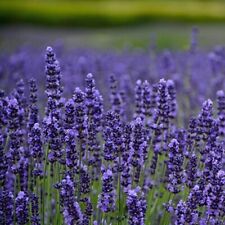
[0,0,225,27]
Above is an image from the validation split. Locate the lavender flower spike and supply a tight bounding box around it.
[98,169,116,213]
[15,191,29,225]
[126,186,146,225]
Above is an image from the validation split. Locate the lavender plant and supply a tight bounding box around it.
[0,34,225,225]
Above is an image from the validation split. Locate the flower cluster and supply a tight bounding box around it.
[126,187,146,225]
[0,41,224,225]
[98,169,116,213]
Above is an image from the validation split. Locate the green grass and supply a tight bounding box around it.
[0,1,225,27]
[1,23,225,52]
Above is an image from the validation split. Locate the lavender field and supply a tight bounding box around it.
[0,27,225,225]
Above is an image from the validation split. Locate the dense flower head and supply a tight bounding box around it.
[98,168,116,213]
[0,189,14,225]
[72,87,87,160]
[81,197,93,225]
[186,117,199,152]
[103,110,122,161]
[31,193,41,225]
[142,80,152,118]
[29,123,43,158]
[0,132,7,185]
[7,97,20,130]
[134,80,143,119]
[80,166,91,194]
[157,78,170,130]
[58,174,83,225]
[13,79,27,111]
[174,200,187,225]
[28,78,39,130]
[126,186,146,225]
[29,79,38,104]
[167,79,177,119]
[185,153,198,188]
[0,90,7,128]
[85,73,103,168]
[109,74,123,116]
[129,117,147,181]
[29,123,43,176]
[73,87,87,136]
[216,90,225,136]
[45,46,63,101]
[65,129,78,168]
[64,98,75,130]
[198,99,214,142]
[166,139,184,193]
[44,116,62,163]
[92,89,103,129]
[85,73,96,111]
[15,191,29,225]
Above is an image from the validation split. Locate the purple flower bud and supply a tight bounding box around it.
[109,74,123,117]
[81,197,93,225]
[174,200,187,225]
[58,175,83,224]
[103,111,122,162]
[166,139,184,193]
[28,78,39,131]
[45,46,63,105]
[0,189,14,225]
[31,193,41,225]
[198,99,214,142]
[29,123,43,177]
[65,129,78,169]
[185,154,198,188]
[216,90,225,136]
[85,73,103,168]
[0,131,7,185]
[80,166,91,194]
[167,79,177,119]
[126,186,146,225]
[64,98,75,130]
[157,78,170,130]
[15,191,29,225]
[142,80,152,118]
[98,169,116,213]
[73,88,87,152]
[134,80,143,119]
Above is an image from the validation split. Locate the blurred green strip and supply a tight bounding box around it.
[0,1,225,27]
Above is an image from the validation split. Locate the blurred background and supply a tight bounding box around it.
[0,0,225,51]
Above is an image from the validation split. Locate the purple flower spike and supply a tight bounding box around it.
[167,79,177,120]
[98,169,116,213]
[134,80,143,119]
[58,175,83,225]
[216,90,225,136]
[0,189,14,225]
[73,87,87,156]
[29,123,43,177]
[126,186,146,225]
[28,78,39,131]
[64,98,75,130]
[166,139,184,193]
[109,74,123,117]
[15,191,29,225]
[31,193,41,225]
